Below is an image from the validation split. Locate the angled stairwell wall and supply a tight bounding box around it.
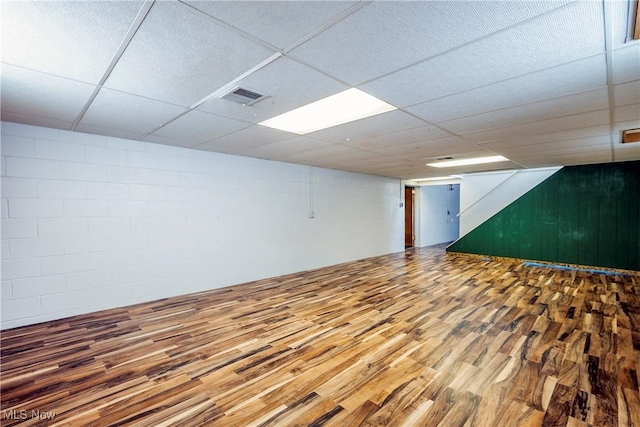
[459,167,561,237]
[447,161,640,271]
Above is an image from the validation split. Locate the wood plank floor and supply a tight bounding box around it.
[2,245,639,426]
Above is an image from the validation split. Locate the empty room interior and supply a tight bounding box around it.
[1,1,640,426]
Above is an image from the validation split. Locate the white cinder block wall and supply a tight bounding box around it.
[1,122,404,329]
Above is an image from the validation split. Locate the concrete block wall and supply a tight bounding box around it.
[1,122,404,329]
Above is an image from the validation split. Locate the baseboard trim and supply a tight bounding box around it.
[446,252,640,276]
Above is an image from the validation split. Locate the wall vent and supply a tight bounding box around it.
[220,87,268,106]
[622,128,640,144]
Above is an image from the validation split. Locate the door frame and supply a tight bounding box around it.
[404,186,415,248]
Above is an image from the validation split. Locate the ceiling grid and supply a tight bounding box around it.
[70,0,156,131]
[1,0,638,179]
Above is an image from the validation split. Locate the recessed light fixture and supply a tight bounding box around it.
[258,88,397,135]
[426,155,509,168]
[412,175,463,181]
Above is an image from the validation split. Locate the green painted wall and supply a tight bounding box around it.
[447,161,640,271]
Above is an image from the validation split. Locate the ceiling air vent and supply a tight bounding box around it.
[220,87,268,106]
[622,128,640,144]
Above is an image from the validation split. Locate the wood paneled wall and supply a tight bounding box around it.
[448,161,640,271]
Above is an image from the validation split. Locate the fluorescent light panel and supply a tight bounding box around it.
[258,88,397,135]
[427,155,509,168]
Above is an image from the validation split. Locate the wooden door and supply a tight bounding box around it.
[404,186,414,248]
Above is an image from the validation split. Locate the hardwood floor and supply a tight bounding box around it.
[2,245,639,426]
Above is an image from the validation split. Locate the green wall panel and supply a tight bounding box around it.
[447,161,640,271]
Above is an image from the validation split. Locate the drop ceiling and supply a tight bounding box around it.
[1,0,639,179]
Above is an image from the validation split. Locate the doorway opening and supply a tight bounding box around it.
[419,184,461,247]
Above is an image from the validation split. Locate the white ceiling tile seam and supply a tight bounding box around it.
[434,88,610,130]
[134,2,371,141]
[175,0,281,53]
[355,1,587,88]
[70,0,156,131]
[135,53,283,142]
[174,0,370,111]
[281,1,372,54]
[400,52,608,110]
[3,0,637,179]
[388,107,528,170]
[186,53,283,112]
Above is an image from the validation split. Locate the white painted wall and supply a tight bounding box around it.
[0,122,404,329]
[459,167,561,236]
[418,184,460,247]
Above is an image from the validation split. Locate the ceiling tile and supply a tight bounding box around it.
[0,0,632,179]
[464,109,610,144]
[437,88,610,134]
[292,1,571,85]
[521,156,611,167]
[307,110,427,143]
[1,1,143,84]
[477,124,612,149]
[284,144,366,162]
[369,136,476,158]
[197,57,348,123]
[344,125,453,151]
[237,136,334,159]
[511,146,613,163]
[362,1,604,107]
[275,156,334,169]
[150,110,249,145]
[104,1,276,106]
[493,135,611,156]
[612,44,640,85]
[141,134,195,148]
[614,104,640,123]
[372,159,423,169]
[614,142,640,161]
[79,88,187,134]
[1,64,96,122]
[0,111,73,131]
[407,55,607,123]
[311,151,388,166]
[334,156,400,168]
[74,123,145,140]
[194,124,297,154]
[613,121,640,143]
[520,145,613,157]
[235,151,295,164]
[609,0,634,48]
[183,1,358,49]
[613,80,640,107]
